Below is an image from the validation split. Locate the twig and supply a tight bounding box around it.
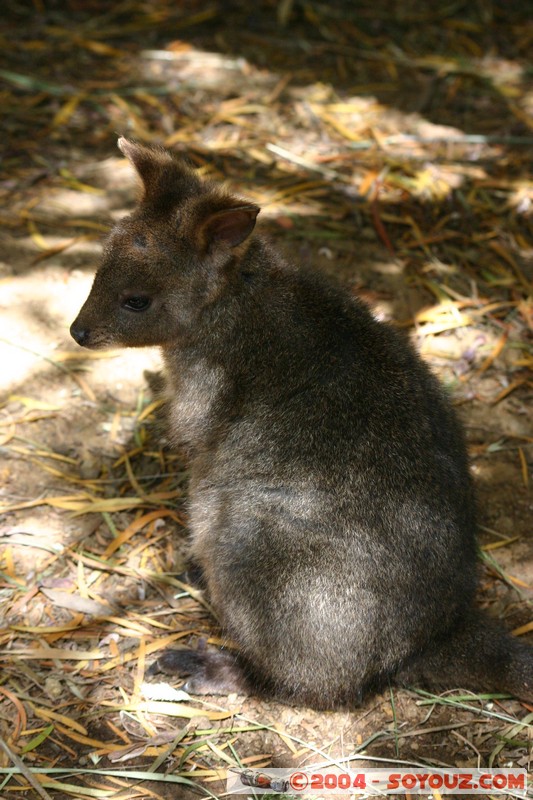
[0,737,54,800]
[266,142,347,181]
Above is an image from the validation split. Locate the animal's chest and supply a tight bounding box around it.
[164,358,227,452]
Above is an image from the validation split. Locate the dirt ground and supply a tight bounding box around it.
[0,1,532,799]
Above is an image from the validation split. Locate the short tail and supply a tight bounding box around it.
[397,610,533,702]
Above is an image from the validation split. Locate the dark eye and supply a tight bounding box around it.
[122,296,151,312]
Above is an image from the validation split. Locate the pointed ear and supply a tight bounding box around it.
[118,137,173,187]
[118,137,201,212]
[197,203,260,249]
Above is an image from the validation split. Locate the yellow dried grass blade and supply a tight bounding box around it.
[41,782,114,798]
[482,537,519,551]
[103,617,156,635]
[124,453,148,499]
[205,740,235,765]
[9,395,62,411]
[137,398,165,422]
[54,350,120,361]
[52,94,84,128]
[0,493,95,514]
[476,331,508,375]
[70,371,97,401]
[319,109,364,142]
[518,447,529,489]
[5,647,105,660]
[416,319,471,336]
[103,509,180,558]
[70,497,145,515]
[133,701,233,720]
[33,707,88,735]
[27,219,48,249]
[76,38,125,57]
[65,218,111,232]
[127,615,173,631]
[489,240,532,292]
[508,575,532,589]
[512,620,533,636]
[9,446,78,464]
[10,622,84,634]
[32,234,98,265]
[59,168,105,195]
[28,458,102,489]
[53,726,117,749]
[99,632,189,672]
[490,377,529,404]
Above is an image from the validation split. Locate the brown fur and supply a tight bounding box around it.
[70,138,533,708]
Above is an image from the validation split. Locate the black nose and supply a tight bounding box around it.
[70,321,90,346]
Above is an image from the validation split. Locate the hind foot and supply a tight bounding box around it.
[148,644,250,695]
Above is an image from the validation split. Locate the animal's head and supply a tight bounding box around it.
[70,138,259,349]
